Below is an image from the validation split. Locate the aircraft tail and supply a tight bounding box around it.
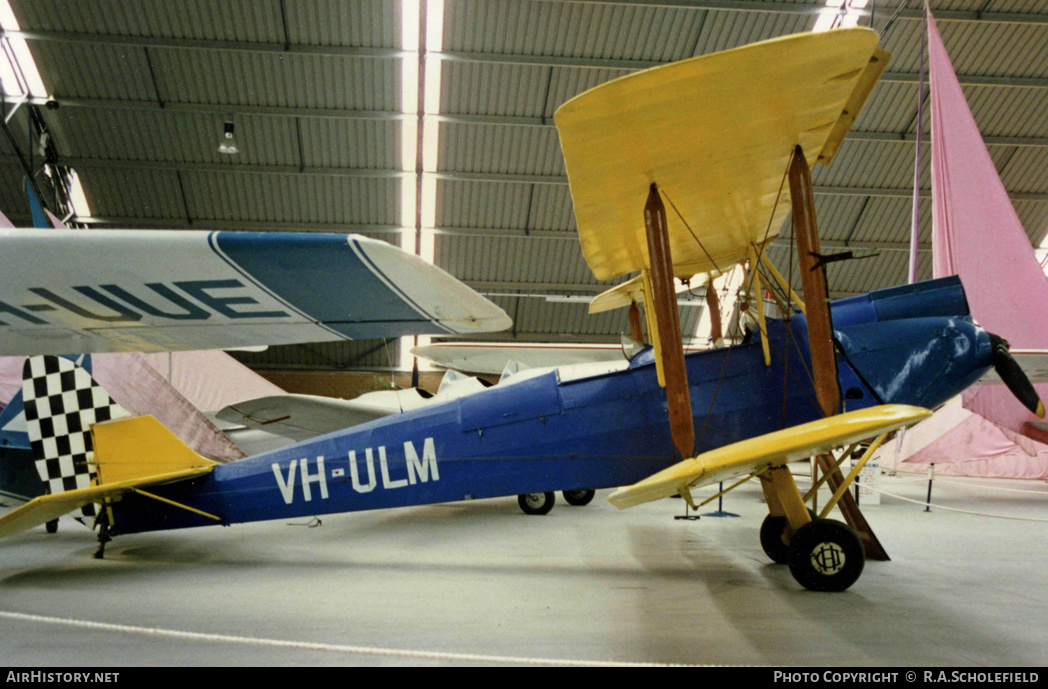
[0,366,33,504]
[21,355,130,518]
[0,356,216,540]
[91,414,216,486]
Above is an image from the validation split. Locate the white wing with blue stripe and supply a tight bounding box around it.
[0,230,511,355]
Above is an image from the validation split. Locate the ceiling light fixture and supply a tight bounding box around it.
[218,120,239,155]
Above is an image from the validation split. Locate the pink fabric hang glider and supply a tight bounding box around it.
[929,13,1048,346]
[882,11,1048,479]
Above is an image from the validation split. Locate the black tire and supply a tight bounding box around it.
[562,489,595,506]
[787,519,865,592]
[518,492,555,515]
[45,519,58,534]
[760,509,821,564]
[759,514,791,564]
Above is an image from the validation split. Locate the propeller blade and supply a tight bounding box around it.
[989,333,1045,418]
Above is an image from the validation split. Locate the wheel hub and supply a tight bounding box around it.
[810,541,846,575]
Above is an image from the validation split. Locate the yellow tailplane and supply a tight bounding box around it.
[0,416,217,539]
[92,415,217,485]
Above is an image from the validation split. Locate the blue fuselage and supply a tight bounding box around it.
[109,276,994,536]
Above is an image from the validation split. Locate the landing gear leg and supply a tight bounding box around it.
[45,519,58,534]
[93,518,111,560]
[760,466,865,591]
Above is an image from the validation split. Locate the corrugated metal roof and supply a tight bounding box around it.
[691,6,814,54]
[434,179,531,229]
[12,0,286,42]
[1000,146,1048,194]
[41,109,299,166]
[938,20,1048,78]
[440,61,557,117]
[0,0,1046,370]
[27,42,158,101]
[541,65,632,117]
[285,0,399,48]
[851,82,921,134]
[809,194,870,243]
[445,0,708,62]
[815,139,921,190]
[436,233,600,287]
[79,167,187,220]
[965,86,1048,138]
[157,51,399,111]
[845,196,927,245]
[526,185,577,232]
[1015,199,1048,246]
[180,173,401,225]
[438,122,563,175]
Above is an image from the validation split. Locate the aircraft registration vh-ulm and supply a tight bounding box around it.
[0,28,1042,592]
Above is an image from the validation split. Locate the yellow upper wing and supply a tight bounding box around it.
[554,28,889,282]
[608,404,930,510]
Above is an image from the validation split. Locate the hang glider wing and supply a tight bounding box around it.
[0,230,511,355]
[608,405,931,510]
[0,415,218,538]
[412,341,630,374]
[214,391,424,444]
[214,372,496,449]
[554,28,889,282]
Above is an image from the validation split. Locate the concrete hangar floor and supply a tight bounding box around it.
[1,473,1046,667]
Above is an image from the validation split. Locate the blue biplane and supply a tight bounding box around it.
[0,29,1040,592]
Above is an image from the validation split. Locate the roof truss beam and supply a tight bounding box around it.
[22,212,937,254]
[13,31,1048,89]
[25,157,1046,202]
[29,97,1048,149]
[546,1,1048,25]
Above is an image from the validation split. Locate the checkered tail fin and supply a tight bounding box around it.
[21,356,131,518]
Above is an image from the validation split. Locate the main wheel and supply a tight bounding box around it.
[45,519,58,534]
[518,492,555,515]
[759,514,790,564]
[562,489,595,506]
[787,519,865,592]
[761,509,819,564]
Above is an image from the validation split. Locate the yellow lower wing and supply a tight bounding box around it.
[0,416,217,539]
[608,404,931,510]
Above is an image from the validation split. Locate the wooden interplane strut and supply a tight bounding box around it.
[788,145,887,561]
[789,145,839,418]
[644,184,695,460]
[816,453,890,560]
